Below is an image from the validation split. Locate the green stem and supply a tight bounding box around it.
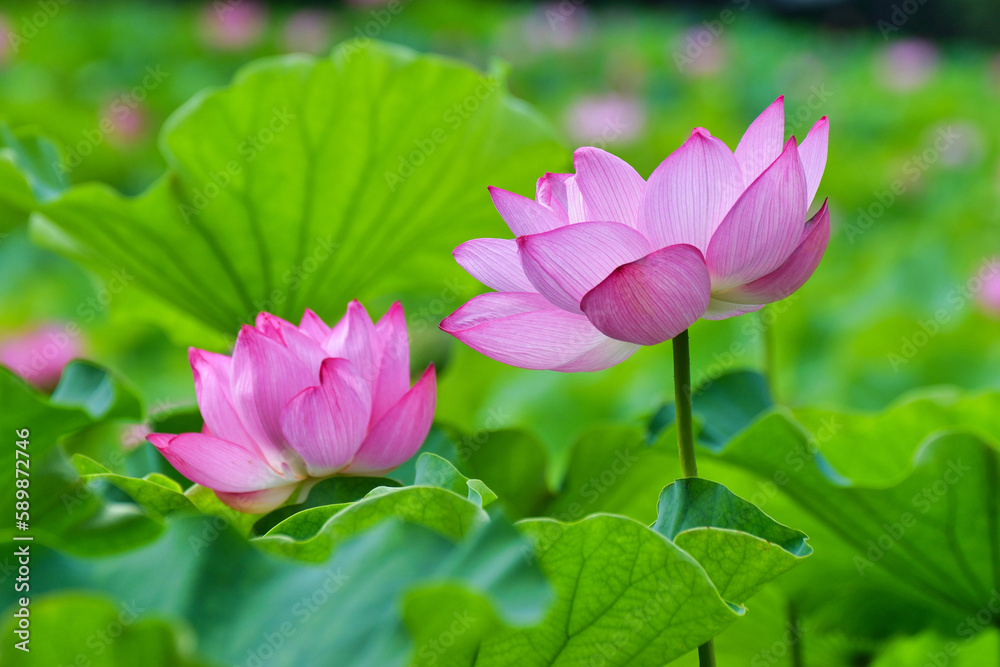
[789,601,803,667]
[759,306,777,400]
[672,329,716,666]
[672,330,698,478]
[697,642,717,667]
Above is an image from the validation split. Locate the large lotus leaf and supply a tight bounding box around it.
[0,593,207,666]
[406,426,555,520]
[251,474,401,535]
[432,424,682,524]
[414,452,497,508]
[654,478,812,604]
[0,368,161,554]
[729,423,1000,640]
[477,515,742,665]
[689,371,1000,642]
[453,428,554,519]
[471,480,810,666]
[647,370,775,451]
[0,124,66,231]
[791,388,1000,485]
[28,41,565,333]
[50,360,143,421]
[71,453,196,519]
[254,485,489,562]
[183,483,263,537]
[869,627,1000,667]
[0,515,550,667]
[543,425,682,525]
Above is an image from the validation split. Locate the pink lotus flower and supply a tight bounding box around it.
[877,39,938,92]
[199,0,267,51]
[0,323,83,391]
[441,96,829,371]
[522,2,588,52]
[977,262,1000,316]
[281,9,333,55]
[564,94,647,146]
[148,303,436,513]
[101,99,148,146]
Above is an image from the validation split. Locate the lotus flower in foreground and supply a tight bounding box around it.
[441,96,830,371]
[148,303,435,513]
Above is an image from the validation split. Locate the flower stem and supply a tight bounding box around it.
[672,329,716,666]
[789,601,803,667]
[759,306,777,401]
[672,329,698,478]
[698,642,718,667]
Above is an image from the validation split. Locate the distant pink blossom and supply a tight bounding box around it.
[148,303,436,513]
[931,121,984,169]
[0,324,84,391]
[674,27,727,76]
[877,39,939,91]
[101,99,148,145]
[523,3,588,51]
[442,97,830,371]
[564,94,647,145]
[199,0,267,51]
[989,53,1000,92]
[281,9,332,54]
[977,262,1000,316]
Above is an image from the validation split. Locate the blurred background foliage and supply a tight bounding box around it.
[2,0,1000,664]
[2,0,999,435]
[2,0,1000,431]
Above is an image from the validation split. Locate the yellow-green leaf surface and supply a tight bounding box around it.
[30,40,565,334]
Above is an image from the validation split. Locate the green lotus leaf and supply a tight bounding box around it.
[255,485,488,562]
[28,40,565,334]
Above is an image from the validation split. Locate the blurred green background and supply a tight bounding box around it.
[3,0,999,431]
[1,0,1000,664]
